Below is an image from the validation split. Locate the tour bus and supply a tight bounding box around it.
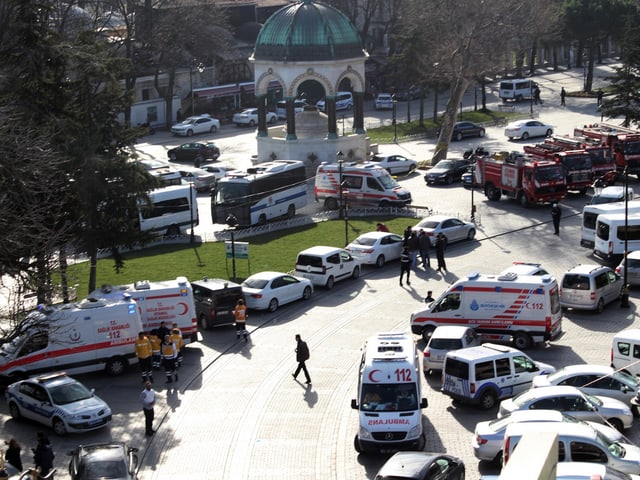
[594,212,640,263]
[139,184,199,236]
[581,200,640,248]
[211,160,308,226]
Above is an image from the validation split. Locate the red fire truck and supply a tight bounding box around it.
[574,123,640,177]
[523,143,592,193]
[544,135,616,181]
[472,151,567,207]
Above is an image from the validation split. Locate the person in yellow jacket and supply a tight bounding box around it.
[148,329,161,369]
[161,335,178,384]
[135,332,153,384]
[233,299,248,342]
[170,328,184,368]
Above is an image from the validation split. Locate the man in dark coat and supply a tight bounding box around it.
[292,334,311,384]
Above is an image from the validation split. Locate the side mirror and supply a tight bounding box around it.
[351,399,358,410]
[420,398,428,409]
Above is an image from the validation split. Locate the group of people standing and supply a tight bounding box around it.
[398,226,447,287]
[135,322,184,386]
[3,432,55,479]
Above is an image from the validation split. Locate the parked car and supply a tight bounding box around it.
[175,166,218,192]
[450,121,486,141]
[473,409,623,465]
[374,451,465,480]
[171,114,220,136]
[137,158,182,186]
[200,165,231,182]
[232,108,277,127]
[504,119,554,140]
[424,159,471,185]
[68,442,138,480]
[294,246,361,289]
[497,385,634,431]
[532,364,639,406]
[5,372,113,435]
[369,154,417,175]
[167,142,220,163]
[241,271,313,312]
[560,264,623,312]
[411,215,476,247]
[616,251,640,286]
[423,326,481,374]
[345,231,404,268]
[499,262,550,277]
[374,93,394,110]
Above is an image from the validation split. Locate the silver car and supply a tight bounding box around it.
[498,385,634,431]
[345,231,404,268]
[411,215,476,247]
[176,166,218,193]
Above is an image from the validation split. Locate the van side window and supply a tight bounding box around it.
[19,332,48,357]
[618,341,630,356]
[569,441,607,462]
[475,361,495,381]
[366,177,383,191]
[608,271,619,283]
[558,441,566,461]
[343,175,362,189]
[326,253,340,265]
[434,293,460,312]
[495,358,511,377]
[633,344,640,359]
[595,273,608,289]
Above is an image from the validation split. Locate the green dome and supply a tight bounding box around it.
[253,0,365,62]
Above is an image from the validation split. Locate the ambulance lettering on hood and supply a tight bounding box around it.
[368,418,412,426]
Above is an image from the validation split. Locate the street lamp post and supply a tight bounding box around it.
[621,167,630,307]
[226,214,238,282]
[190,60,205,116]
[469,165,476,223]
[337,151,348,246]
[392,94,397,143]
[189,184,195,244]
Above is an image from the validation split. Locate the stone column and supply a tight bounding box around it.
[257,94,268,137]
[327,96,337,139]
[353,91,365,134]
[285,97,297,140]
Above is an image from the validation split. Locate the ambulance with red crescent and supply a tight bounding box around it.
[91,276,199,345]
[350,332,428,453]
[0,296,143,384]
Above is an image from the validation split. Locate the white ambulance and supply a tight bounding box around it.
[410,272,563,350]
[91,276,199,344]
[0,296,143,383]
[351,332,428,453]
[314,162,412,210]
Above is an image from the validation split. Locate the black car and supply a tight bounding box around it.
[424,158,472,185]
[167,142,220,165]
[450,121,485,141]
[374,452,465,480]
[68,442,138,480]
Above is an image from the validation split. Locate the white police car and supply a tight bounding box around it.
[5,372,112,435]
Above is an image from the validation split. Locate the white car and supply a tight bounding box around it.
[241,271,313,312]
[368,154,417,175]
[532,364,639,405]
[473,409,623,465]
[498,385,634,431]
[374,93,394,110]
[411,215,476,247]
[171,114,220,136]
[423,326,481,374]
[499,261,550,277]
[232,108,277,127]
[175,165,218,192]
[201,165,231,181]
[504,119,554,140]
[345,231,404,268]
[5,372,112,435]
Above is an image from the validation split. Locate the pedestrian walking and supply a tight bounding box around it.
[551,202,562,235]
[560,87,566,106]
[424,291,435,303]
[140,381,156,436]
[418,229,431,269]
[5,438,22,471]
[399,247,411,286]
[135,331,153,384]
[32,432,54,479]
[233,299,248,342]
[149,329,161,369]
[376,222,389,232]
[161,335,178,384]
[597,88,603,106]
[534,85,542,105]
[292,334,311,384]
[435,233,447,273]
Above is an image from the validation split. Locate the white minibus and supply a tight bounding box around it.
[594,212,640,263]
[499,79,535,102]
[139,184,198,236]
[581,200,640,248]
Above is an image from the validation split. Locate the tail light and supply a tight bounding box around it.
[611,348,614,364]
[504,437,511,465]
[362,248,374,254]
[615,266,622,274]
[591,291,596,301]
[476,435,488,445]
[250,293,263,299]
[424,349,431,358]
[470,383,476,394]
[608,241,614,256]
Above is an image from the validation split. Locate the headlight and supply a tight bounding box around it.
[407,424,422,439]
[358,426,372,439]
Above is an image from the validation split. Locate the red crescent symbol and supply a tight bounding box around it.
[368,369,381,383]
[178,302,188,315]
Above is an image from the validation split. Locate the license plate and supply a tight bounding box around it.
[89,418,105,426]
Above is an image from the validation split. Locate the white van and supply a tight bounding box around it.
[316,91,353,112]
[594,212,640,263]
[581,200,640,249]
[139,184,198,237]
[314,162,412,210]
[559,265,623,312]
[351,332,428,453]
[410,272,563,350]
[590,186,634,205]
[275,99,306,119]
[294,246,361,289]
[441,343,555,409]
[90,276,199,344]
[422,326,481,374]
[499,79,536,102]
[0,296,143,383]
[611,329,640,377]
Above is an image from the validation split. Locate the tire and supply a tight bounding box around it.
[210,126,218,133]
[354,435,362,453]
[516,95,523,102]
[52,417,67,436]
[545,129,553,137]
[194,155,203,168]
[302,286,312,300]
[199,314,209,330]
[607,418,624,432]
[325,276,335,289]
[479,129,485,138]
[455,132,463,141]
[493,451,503,467]
[268,115,276,124]
[258,214,267,225]
[169,153,177,161]
[105,356,127,376]
[485,183,501,201]
[513,332,533,350]
[421,326,436,343]
[386,168,393,175]
[479,390,498,410]
[268,298,279,312]
[166,225,180,236]
[375,255,385,268]
[325,197,339,210]
[287,204,295,218]
[352,266,360,279]
[8,402,21,420]
[518,192,529,208]
[596,298,605,313]
[187,130,194,137]
[249,120,256,127]
[467,228,476,241]
[522,132,529,140]
[416,433,426,451]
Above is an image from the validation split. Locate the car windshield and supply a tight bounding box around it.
[352,236,377,247]
[377,174,399,189]
[535,165,565,182]
[434,160,453,169]
[360,383,418,412]
[242,278,269,289]
[83,460,127,479]
[50,381,93,405]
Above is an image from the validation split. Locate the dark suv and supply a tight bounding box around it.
[191,277,244,330]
